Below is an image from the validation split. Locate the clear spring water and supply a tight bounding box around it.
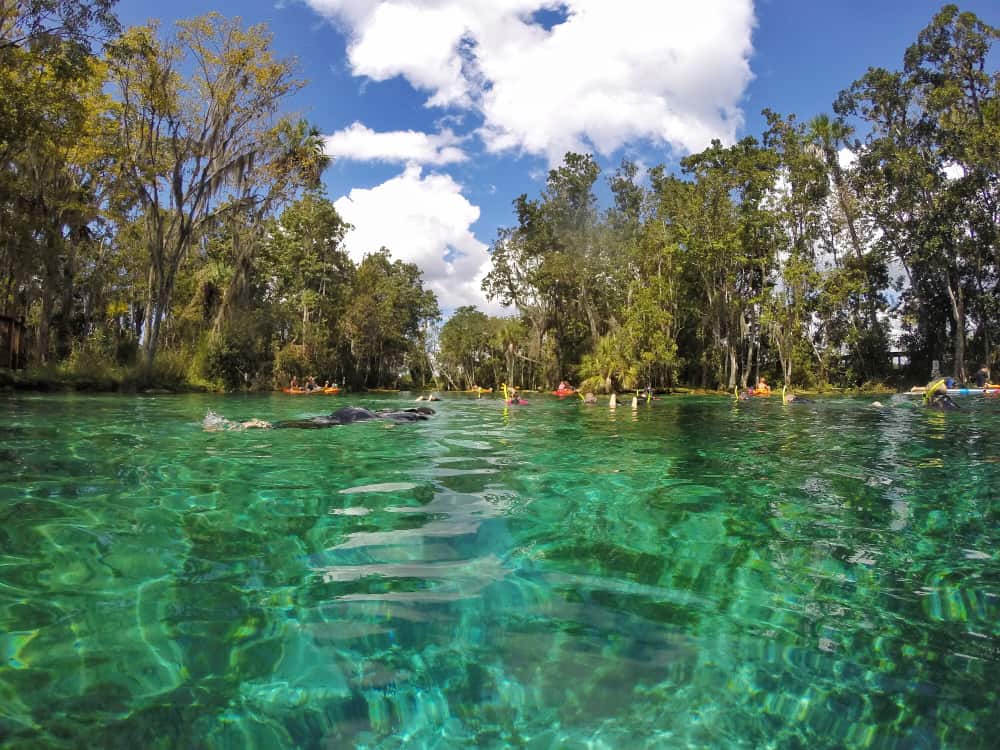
[1,392,998,749]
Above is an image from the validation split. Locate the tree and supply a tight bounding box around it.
[0,10,112,362]
[437,306,495,389]
[483,153,610,384]
[0,0,119,53]
[341,249,440,389]
[808,112,889,384]
[211,118,332,333]
[678,137,781,389]
[616,164,681,389]
[104,14,305,369]
[836,6,999,381]
[761,111,827,387]
[579,332,635,394]
[265,194,351,336]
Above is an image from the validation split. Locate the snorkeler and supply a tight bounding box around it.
[923,379,959,411]
[926,393,959,410]
[782,386,813,404]
[204,406,436,431]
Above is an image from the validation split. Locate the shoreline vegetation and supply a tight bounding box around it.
[0,366,897,398]
[2,4,997,397]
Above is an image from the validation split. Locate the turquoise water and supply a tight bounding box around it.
[1,392,999,749]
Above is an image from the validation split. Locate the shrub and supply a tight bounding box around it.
[274,343,310,382]
[202,331,258,391]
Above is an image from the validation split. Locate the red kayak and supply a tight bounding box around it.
[551,389,576,397]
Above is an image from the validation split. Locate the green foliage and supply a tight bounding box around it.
[4,4,998,395]
[274,343,310,381]
[579,333,637,393]
[622,277,679,387]
[60,349,117,388]
[117,351,190,391]
[201,331,258,391]
[339,249,439,389]
[438,306,493,388]
[104,13,311,368]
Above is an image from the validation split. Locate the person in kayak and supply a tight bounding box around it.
[204,406,436,431]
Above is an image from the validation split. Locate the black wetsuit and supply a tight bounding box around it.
[272,406,435,428]
[926,393,959,411]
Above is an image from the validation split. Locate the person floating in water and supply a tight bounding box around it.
[782,386,813,404]
[204,405,436,431]
[923,379,959,410]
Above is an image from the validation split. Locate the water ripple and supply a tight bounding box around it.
[1,392,999,749]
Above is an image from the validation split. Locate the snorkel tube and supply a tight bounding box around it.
[924,378,948,405]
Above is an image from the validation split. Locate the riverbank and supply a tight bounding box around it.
[0,367,209,394]
[0,368,904,397]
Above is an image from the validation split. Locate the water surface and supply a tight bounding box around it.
[1,392,998,748]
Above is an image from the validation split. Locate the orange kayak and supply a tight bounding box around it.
[282,387,340,395]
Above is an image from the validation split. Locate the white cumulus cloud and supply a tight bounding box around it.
[333,164,506,314]
[305,0,755,163]
[324,121,468,165]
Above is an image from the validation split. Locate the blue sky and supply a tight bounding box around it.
[115,0,998,315]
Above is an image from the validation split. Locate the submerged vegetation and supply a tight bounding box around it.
[1,2,997,392]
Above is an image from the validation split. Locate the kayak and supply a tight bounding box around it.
[282,387,340,395]
[551,389,576,397]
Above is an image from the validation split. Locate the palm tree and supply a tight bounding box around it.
[578,332,635,393]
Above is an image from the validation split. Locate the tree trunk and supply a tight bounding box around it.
[944,268,966,382]
[37,285,54,364]
[36,233,62,365]
[56,243,77,359]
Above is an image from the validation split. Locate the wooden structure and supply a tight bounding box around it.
[1,315,26,369]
